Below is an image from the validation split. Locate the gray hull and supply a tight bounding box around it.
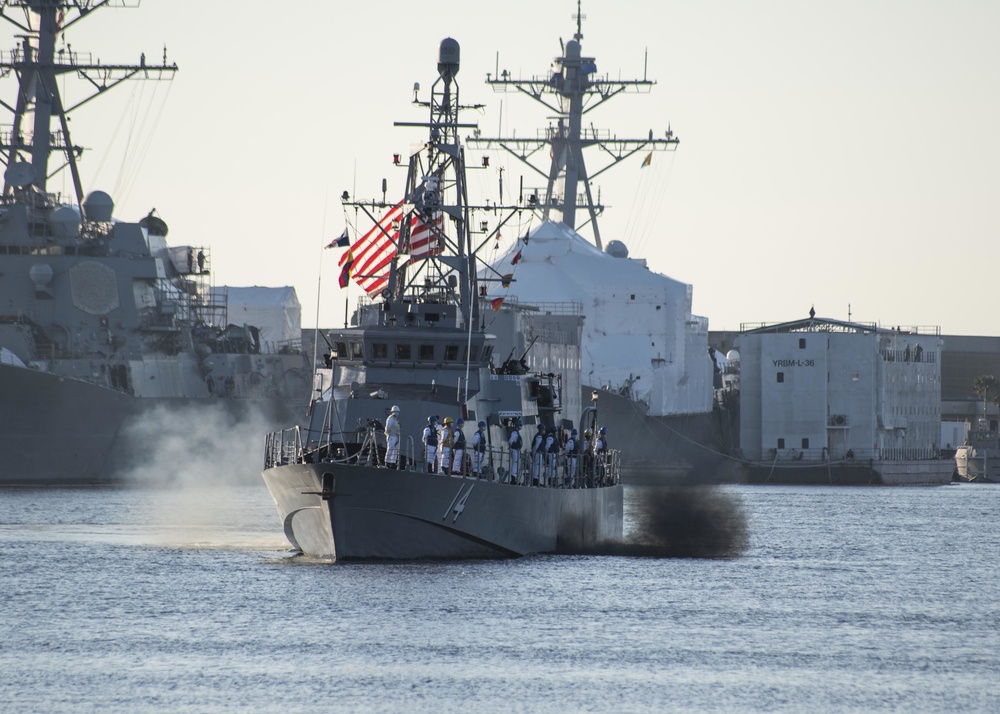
[262,463,624,560]
[0,362,304,484]
[736,459,954,486]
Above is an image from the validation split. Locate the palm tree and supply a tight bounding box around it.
[972,375,1000,422]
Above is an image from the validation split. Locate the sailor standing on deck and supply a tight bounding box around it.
[565,428,579,487]
[582,429,593,487]
[594,426,609,485]
[422,416,438,473]
[384,405,401,469]
[451,418,467,476]
[531,424,546,486]
[439,416,455,474]
[544,426,559,486]
[472,421,487,478]
[508,419,523,484]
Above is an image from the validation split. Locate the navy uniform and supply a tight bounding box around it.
[544,426,559,486]
[508,419,523,484]
[439,417,455,473]
[531,424,546,486]
[472,421,487,478]
[422,416,438,473]
[384,405,401,468]
[565,428,579,487]
[451,418,467,475]
[595,426,609,484]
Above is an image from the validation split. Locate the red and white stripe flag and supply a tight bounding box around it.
[407,211,443,258]
[340,202,404,297]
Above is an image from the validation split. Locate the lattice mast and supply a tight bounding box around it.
[470,0,678,248]
[0,1,177,207]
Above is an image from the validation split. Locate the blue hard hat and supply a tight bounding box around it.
[599,426,607,435]
[571,429,578,436]
[428,415,436,423]
[537,423,546,431]
[478,421,486,428]
[549,426,557,433]
[514,418,522,426]
[456,418,465,425]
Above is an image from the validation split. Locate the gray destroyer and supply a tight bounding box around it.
[262,38,623,561]
[0,2,310,484]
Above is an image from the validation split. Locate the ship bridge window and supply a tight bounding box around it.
[444,345,459,361]
[395,343,411,360]
[372,343,388,359]
[335,341,348,359]
[469,345,479,362]
[483,345,493,362]
[350,342,364,359]
[419,344,435,361]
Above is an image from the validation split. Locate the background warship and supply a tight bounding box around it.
[263,37,623,561]
[470,7,736,481]
[0,1,310,484]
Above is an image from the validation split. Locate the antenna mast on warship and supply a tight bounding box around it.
[0,0,177,209]
[342,38,524,330]
[469,0,677,248]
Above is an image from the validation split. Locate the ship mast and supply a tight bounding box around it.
[343,39,525,330]
[0,1,177,208]
[469,0,678,248]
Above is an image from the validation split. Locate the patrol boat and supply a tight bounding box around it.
[262,38,623,561]
[0,2,310,484]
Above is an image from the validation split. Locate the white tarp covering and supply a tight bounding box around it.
[483,220,713,418]
[216,286,302,346]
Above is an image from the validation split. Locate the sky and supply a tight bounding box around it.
[8,0,1000,335]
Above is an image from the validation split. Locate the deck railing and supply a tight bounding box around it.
[263,426,620,488]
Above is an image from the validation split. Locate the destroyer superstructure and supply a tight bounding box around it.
[262,38,623,560]
[470,5,725,478]
[0,1,310,483]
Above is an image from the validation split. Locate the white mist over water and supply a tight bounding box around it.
[118,402,272,488]
[114,403,284,549]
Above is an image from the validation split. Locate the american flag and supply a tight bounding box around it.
[340,202,404,297]
[407,211,443,258]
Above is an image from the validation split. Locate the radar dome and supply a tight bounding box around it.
[4,160,35,188]
[726,350,740,362]
[48,206,80,238]
[29,263,54,289]
[83,191,114,222]
[438,38,460,75]
[605,240,629,259]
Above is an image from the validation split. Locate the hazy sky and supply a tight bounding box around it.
[13,0,1000,335]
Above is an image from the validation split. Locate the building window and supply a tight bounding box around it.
[777,372,785,383]
[777,438,785,449]
[395,343,411,360]
[444,345,459,361]
[419,344,435,361]
[801,438,810,449]
[799,338,806,349]
[372,343,388,359]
